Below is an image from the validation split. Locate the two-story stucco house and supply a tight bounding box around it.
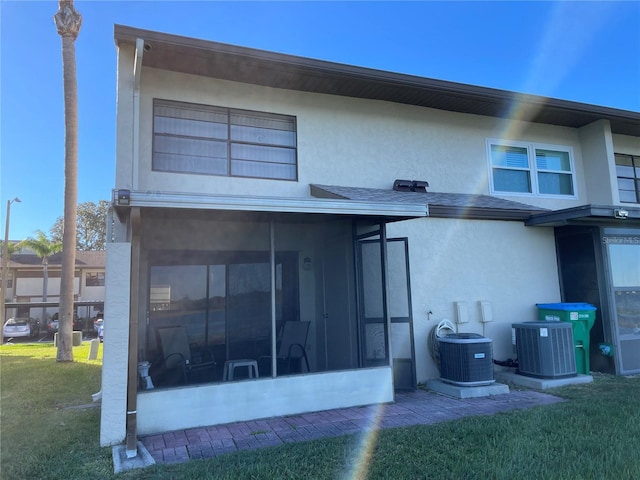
[4,250,105,327]
[102,25,640,449]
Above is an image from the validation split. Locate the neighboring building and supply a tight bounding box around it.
[102,25,640,448]
[3,250,105,325]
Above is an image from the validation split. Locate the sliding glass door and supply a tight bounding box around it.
[146,251,297,387]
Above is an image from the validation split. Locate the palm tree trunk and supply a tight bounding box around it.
[54,1,81,362]
[42,259,48,327]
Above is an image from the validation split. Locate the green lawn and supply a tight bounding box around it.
[2,342,640,479]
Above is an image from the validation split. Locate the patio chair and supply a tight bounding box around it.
[156,326,216,384]
[260,321,310,375]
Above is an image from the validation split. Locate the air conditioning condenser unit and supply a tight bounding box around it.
[438,333,494,386]
[513,321,576,379]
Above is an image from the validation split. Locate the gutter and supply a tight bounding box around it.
[525,204,640,227]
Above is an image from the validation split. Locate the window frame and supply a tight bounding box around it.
[615,153,640,204]
[487,139,577,198]
[85,271,105,287]
[152,99,298,181]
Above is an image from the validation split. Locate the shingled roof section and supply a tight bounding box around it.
[7,251,105,268]
[310,185,548,221]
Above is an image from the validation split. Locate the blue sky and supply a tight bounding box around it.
[1,1,639,241]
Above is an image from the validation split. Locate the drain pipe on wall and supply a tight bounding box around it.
[124,38,144,459]
[131,37,144,191]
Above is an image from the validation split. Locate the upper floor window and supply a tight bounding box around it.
[86,272,105,287]
[487,140,576,197]
[153,100,297,180]
[615,153,640,204]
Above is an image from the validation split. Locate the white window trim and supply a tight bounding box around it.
[486,138,578,199]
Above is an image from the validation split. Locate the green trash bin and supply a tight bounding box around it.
[536,303,597,374]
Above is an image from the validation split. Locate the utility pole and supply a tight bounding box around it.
[1,197,21,345]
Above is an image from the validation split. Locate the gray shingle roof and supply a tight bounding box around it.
[8,251,105,268]
[311,185,548,221]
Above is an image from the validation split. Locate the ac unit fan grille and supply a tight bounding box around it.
[514,322,576,379]
[438,334,494,386]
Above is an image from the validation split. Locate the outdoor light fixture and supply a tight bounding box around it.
[614,208,629,219]
[117,189,131,206]
[303,257,313,271]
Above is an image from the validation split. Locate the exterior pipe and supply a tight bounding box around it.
[132,38,143,190]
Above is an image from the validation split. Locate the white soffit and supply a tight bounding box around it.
[118,190,428,218]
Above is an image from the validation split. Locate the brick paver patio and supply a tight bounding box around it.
[140,388,563,465]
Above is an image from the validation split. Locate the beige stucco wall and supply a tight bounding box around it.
[137,367,393,436]
[613,133,640,156]
[15,277,80,297]
[387,217,560,382]
[579,120,617,205]
[122,65,590,213]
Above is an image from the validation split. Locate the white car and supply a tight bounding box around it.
[3,317,40,339]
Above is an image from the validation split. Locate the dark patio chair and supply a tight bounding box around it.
[260,321,311,375]
[156,326,216,384]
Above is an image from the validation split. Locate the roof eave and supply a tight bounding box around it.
[526,204,640,227]
[112,189,428,221]
[429,205,538,221]
[113,25,640,136]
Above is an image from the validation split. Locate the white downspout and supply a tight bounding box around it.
[132,38,144,191]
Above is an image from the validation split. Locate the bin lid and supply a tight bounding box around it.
[536,302,597,311]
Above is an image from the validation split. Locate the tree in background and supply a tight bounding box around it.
[0,241,21,258]
[54,0,82,362]
[50,200,108,251]
[19,231,63,325]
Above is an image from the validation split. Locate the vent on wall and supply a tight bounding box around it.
[513,322,576,379]
[393,179,429,193]
[438,333,494,386]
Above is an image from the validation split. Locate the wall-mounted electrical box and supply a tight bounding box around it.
[455,301,468,324]
[480,301,493,323]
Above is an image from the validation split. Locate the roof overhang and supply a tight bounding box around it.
[311,184,546,221]
[112,189,428,223]
[114,25,640,136]
[5,301,104,309]
[526,204,640,227]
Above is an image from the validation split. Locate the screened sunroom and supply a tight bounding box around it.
[108,191,425,434]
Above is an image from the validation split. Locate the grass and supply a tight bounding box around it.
[2,342,640,479]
